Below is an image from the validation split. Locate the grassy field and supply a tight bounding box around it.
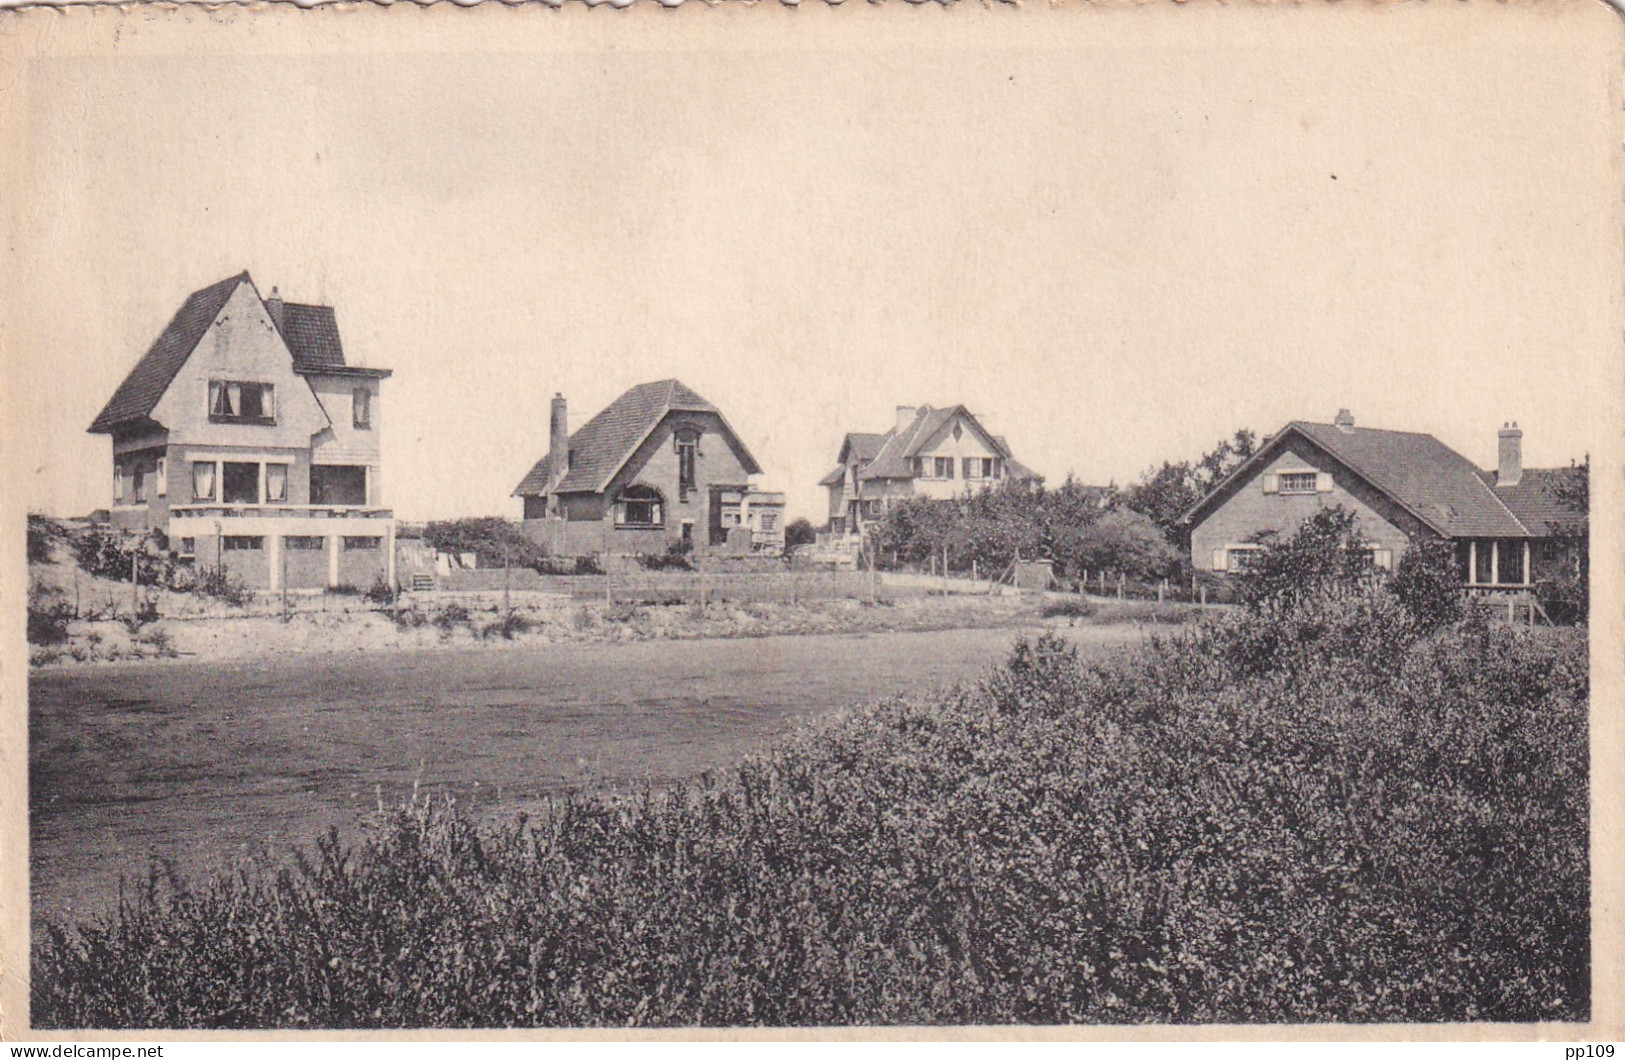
[32,585,1586,1028]
[29,623,1148,932]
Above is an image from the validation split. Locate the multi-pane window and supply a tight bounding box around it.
[223,536,264,551]
[963,457,996,480]
[352,387,372,430]
[933,457,955,479]
[343,536,381,551]
[286,536,325,551]
[761,513,778,533]
[617,485,664,527]
[311,465,368,506]
[131,466,146,503]
[208,381,276,424]
[1279,471,1319,495]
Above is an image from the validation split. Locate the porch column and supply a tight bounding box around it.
[1523,540,1531,586]
[1468,540,1478,585]
[268,533,283,592]
[1490,540,1500,586]
[328,534,341,588]
[386,522,397,589]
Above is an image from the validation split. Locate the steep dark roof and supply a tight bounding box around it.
[513,379,760,497]
[88,272,248,433]
[1485,467,1586,535]
[1185,420,1535,538]
[280,303,346,371]
[841,432,888,463]
[858,406,1014,481]
[818,466,847,488]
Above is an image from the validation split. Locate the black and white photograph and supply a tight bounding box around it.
[2,0,1618,1037]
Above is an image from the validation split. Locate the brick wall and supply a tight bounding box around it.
[1190,435,1427,572]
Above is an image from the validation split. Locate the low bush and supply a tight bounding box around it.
[33,586,1587,1028]
[27,586,74,646]
[1040,597,1096,620]
[480,612,536,641]
[433,604,472,635]
[363,576,396,606]
[424,517,549,572]
[192,567,253,607]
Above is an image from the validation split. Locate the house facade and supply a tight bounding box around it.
[514,380,786,556]
[1183,409,1583,591]
[821,405,1039,539]
[87,272,395,591]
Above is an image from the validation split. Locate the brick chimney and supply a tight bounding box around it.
[1333,408,1355,432]
[1497,421,1523,488]
[895,405,919,432]
[265,286,284,330]
[548,394,569,501]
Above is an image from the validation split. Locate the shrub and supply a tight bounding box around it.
[1040,596,1096,620]
[480,612,536,641]
[192,567,253,607]
[363,575,395,606]
[1390,535,1464,630]
[424,517,548,572]
[27,586,73,646]
[28,513,66,564]
[638,547,694,572]
[393,606,428,631]
[73,530,171,586]
[433,603,471,635]
[1234,506,1374,609]
[123,597,161,633]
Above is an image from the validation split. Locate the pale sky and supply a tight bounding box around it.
[5,2,1618,523]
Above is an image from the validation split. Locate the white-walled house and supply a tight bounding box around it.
[87,271,396,591]
[820,405,1040,539]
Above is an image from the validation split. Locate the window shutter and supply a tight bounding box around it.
[1212,548,1228,572]
[1316,472,1334,493]
[1262,474,1279,495]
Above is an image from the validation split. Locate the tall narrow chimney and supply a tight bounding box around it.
[547,393,569,502]
[895,405,919,432]
[265,286,284,330]
[1497,421,1523,488]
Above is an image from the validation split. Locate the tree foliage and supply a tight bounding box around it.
[1234,506,1374,609]
[1539,460,1589,622]
[784,518,817,549]
[424,517,548,571]
[871,478,1178,581]
[1120,429,1257,543]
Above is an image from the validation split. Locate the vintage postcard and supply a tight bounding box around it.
[1,0,1620,1040]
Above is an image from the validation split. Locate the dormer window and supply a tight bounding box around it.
[209,380,276,425]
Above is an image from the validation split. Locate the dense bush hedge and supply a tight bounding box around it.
[33,586,1587,1027]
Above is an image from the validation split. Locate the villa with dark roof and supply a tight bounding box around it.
[88,271,396,591]
[1182,409,1584,591]
[821,405,1040,539]
[514,380,786,556]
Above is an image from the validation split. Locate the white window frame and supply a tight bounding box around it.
[1278,470,1319,495]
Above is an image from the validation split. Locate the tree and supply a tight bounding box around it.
[1051,508,1177,581]
[1121,428,1256,543]
[784,517,817,549]
[1540,459,1589,621]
